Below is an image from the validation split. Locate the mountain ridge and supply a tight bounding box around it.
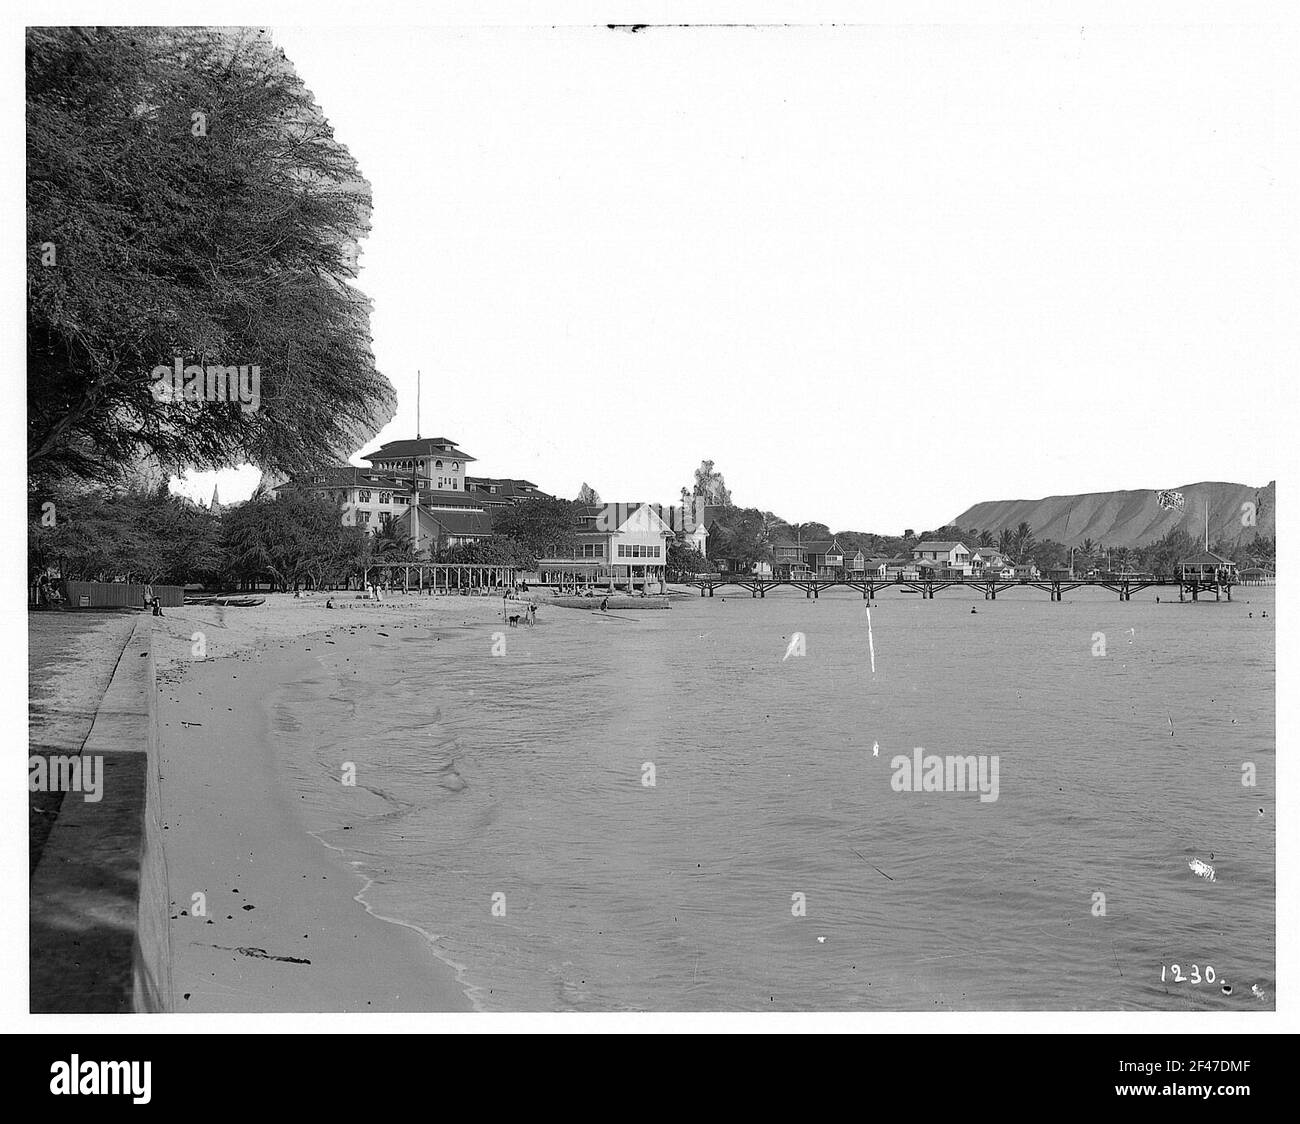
[950,480,1275,549]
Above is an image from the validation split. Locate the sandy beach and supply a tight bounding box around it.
[151,591,526,1012]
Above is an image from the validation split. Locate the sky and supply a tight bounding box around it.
[177,18,1293,532]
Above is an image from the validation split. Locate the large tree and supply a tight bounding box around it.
[491,496,579,558]
[666,540,714,577]
[689,459,732,507]
[27,27,395,491]
[220,490,363,590]
[30,482,223,584]
[708,507,774,570]
[437,536,536,568]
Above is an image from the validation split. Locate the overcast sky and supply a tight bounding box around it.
[179,18,1291,532]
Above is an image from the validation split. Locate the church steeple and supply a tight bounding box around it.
[209,484,223,514]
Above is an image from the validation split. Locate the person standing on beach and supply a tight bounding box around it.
[600,595,609,612]
[528,603,537,628]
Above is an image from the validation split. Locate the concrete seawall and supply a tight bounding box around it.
[30,615,172,1013]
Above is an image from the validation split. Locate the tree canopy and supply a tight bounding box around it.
[490,496,579,558]
[27,27,395,491]
[689,459,731,507]
[220,492,367,590]
[30,483,222,584]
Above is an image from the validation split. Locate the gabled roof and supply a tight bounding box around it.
[613,503,675,536]
[802,539,843,554]
[914,541,968,552]
[1179,550,1236,566]
[573,503,675,536]
[419,507,494,537]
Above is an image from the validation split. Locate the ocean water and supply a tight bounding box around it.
[271,587,1275,1011]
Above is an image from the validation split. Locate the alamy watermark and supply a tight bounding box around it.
[150,358,260,412]
[29,754,103,802]
[890,747,999,802]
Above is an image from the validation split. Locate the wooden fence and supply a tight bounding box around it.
[48,581,185,609]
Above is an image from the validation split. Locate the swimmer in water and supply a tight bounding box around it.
[971,607,977,613]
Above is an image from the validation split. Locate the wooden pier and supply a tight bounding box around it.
[679,575,1235,602]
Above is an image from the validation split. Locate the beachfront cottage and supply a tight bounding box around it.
[536,503,675,592]
[971,547,1012,574]
[770,536,807,578]
[803,539,846,578]
[911,541,973,573]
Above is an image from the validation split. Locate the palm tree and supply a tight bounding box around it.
[978,529,994,547]
[998,527,1015,556]
[1014,521,1035,563]
[369,526,415,562]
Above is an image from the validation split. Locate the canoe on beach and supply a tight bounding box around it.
[184,596,266,607]
[551,595,671,610]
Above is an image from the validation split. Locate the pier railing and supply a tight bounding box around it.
[678,574,1237,602]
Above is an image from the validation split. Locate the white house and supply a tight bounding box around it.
[911,541,973,574]
[537,503,675,591]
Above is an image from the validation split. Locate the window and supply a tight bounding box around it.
[358,489,371,503]
[379,491,392,504]
[359,510,371,524]
[435,460,443,469]
[451,462,459,472]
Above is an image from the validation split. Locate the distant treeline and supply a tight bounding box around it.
[702,507,1275,574]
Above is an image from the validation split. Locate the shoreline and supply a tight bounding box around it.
[153,593,515,1012]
